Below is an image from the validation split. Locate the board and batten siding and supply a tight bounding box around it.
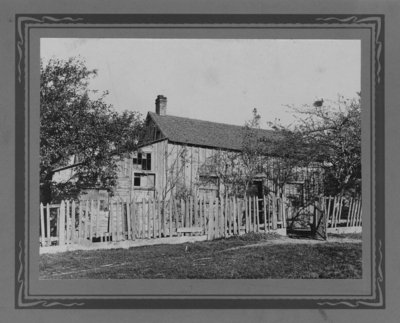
[127,141,220,200]
[115,140,230,201]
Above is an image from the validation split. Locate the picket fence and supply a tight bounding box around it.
[323,196,362,228]
[39,195,362,248]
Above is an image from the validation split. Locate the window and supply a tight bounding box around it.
[133,173,155,188]
[134,174,141,187]
[133,152,151,171]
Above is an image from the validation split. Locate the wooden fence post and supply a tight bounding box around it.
[281,196,286,229]
[347,198,353,227]
[162,200,166,237]
[113,201,117,241]
[263,196,267,232]
[335,196,340,228]
[59,201,65,246]
[352,200,359,227]
[229,197,233,237]
[151,199,156,238]
[208,198,214,240]
[173,198,178,237]
[46,203,51,246]
[147,199,150,239]
[199,198,204,235]
[348,198,353,227]
[244,197,248,233]
[140,198,144,238]
[358,203,362,226]
[78,201,83,241]
[356,200,361,226]
[220,196,224,238]
[256,197,260,232]
[234,199,237,235]
[233,198,238,235]
[337,197,343,226]
[272,195,277,230]
[66,201,71,244]
[89,200,93,242]
[156,199,160,238]
[189,196,193,229]
[71,201,76,243]
[326,196,332,228]
[108,201,113,242]
[126,201,131,240]
[158,199,162,238]
[168,199,172,237]
[133,201,137,240]
[40,203,45,246]
[180,199,185,236]
[249,196,252,232]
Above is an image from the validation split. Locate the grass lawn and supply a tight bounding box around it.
[40,233,362,279]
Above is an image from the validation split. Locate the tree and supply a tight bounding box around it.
[266,94,361,197]
[40,57,144,203]
[198,109,267,198]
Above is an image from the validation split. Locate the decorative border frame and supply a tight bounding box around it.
[15,14,385,309]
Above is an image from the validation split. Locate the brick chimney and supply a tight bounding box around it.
[155,95,167,115]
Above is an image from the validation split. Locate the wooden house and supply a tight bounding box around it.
[112,95,323,203]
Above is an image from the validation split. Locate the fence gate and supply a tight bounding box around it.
[286,199,327,240]
[312,199,327,240]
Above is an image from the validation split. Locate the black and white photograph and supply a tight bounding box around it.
[38,37,362,280]
[7,10,392,315]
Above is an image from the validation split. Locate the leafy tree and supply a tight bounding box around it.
[40,57,144,203]
[266,94,361,197]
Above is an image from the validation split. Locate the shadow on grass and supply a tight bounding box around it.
[40,232,362,280]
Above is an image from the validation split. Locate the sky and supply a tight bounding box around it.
[41,38,360,128]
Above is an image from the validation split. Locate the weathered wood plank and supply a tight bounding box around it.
[147,199,151,239]
[199,198,204,234]
[263,196,267,232]
[256,197,260,232]
[59,201,66,246]
[89,200,94,242]
[126,201,131,240]
[109,202,114,242]
[272,195,277,230]
[347,198,353,227]
[152,199,156,238]
[46,203,51,246]
[174,198,179,237]
[189,196,193,229]
[78,201,83,241]
[158,199,163,238]
[358,203,362,226]
[141,198,145,238]
[66,201,71,244]
[133,201,137,239]
[208,198,214,240]
[233,197,238,235]
[71,200,76,243]
[168,199,172,237]
[337,197,343,227]
[40,203,45,246]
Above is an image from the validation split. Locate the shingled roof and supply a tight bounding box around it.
[144,111,277,151]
